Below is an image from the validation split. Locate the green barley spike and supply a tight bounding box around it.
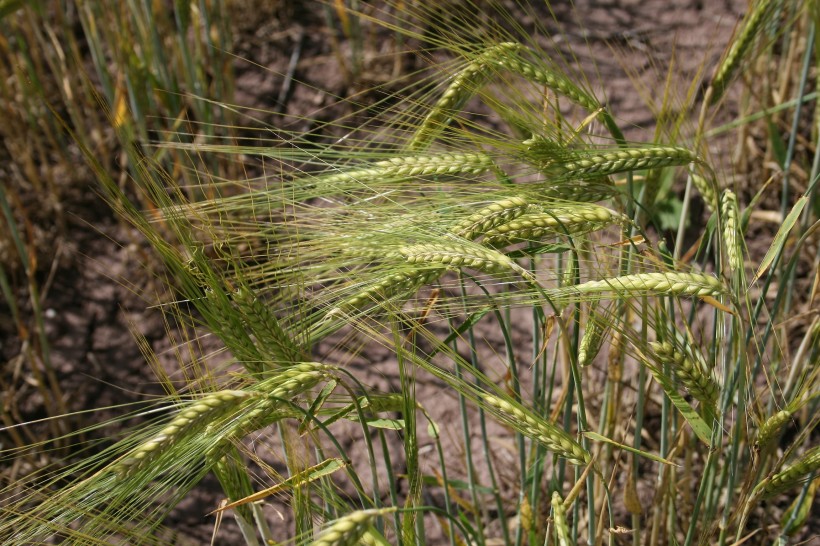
[760,445,820,498]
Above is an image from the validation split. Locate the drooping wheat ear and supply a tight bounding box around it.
[540,182,615,203]
[492,52,601,112]
[482,394,590,465]
[760,445,820,498]
[399,242,532,279]
[578,311,606,367]
[551,492,572,546]
[525,141,698,180]
[555,146,698,179]
[482,204,625,245]
[756,409,793,450]
[328,267,445,317]
[310,508,397,546]
[690,171,718,212]
[232,286,303,366]
[409,42,521,150]
[557,272,727,303]
[234,363,334,434]
[720,189,742,271]
[113,390,252,478]
[319,152,495,186]
[649,341,720,409]
[709,0,776,105]
[449,196,530,240]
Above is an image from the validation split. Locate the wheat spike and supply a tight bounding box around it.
[690,172,718,212]
[114,390,252,478]
[328,267,445,317]
[320,152,494,186]
[232,363,334,436]
[491,52,600,112]
[450,196,530,240]
[483,204,624,245]
[399,242,530,278]
[310,508,396,546]
[756,409,792,450]
[559,272,726,302]
[578,312,606,367]
[410,42,521,150]
[709,0,776,104]
[650,341,720,408]
[552,491,573,546]
[526,143,698,180]
[482,394,590,465]
[761,446,820,498]
[721,189,742,271]
[232,286,303,366]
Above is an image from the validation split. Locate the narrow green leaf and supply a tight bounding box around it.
[753,196,807,282]
[365,418,405,430]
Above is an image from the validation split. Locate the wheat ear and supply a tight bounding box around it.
[310,508,397,546]
[690,172,718,212]
[709,0,776,104]
[760,446,820,498]
[482,394,590,465]
[720,189,742,271]
[526,143,698,179]
[449,196,530,240]
[552,491,573,546]
[409,42,521,150]
[399,242,532,279]
[649,341,720,409]
[578,312,606,368]
[557,272,726,303]
[232,286,303,366]
[483,204,625,245]
[319,152,494,186]
[114,390,252,478]
[328,267,445,316]
[231,363,334,435]
[756,409,792,450]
